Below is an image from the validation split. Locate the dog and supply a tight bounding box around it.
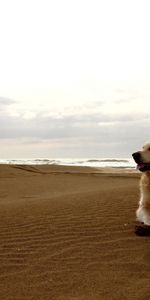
[132,141,150,235]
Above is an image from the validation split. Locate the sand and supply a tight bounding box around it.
[0,164,149,300]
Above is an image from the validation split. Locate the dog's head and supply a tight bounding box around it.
[132,141,150,172]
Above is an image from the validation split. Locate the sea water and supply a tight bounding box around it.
[0,158,136,169]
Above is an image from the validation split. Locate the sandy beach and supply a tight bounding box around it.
[0,164,149,300]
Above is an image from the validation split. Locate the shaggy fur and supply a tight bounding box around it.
[133,141,150,235]
[137,172,150,225]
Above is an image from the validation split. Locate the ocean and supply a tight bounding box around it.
[0,158,136,169]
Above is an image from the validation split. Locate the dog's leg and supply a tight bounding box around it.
[136,205,150,225]
[135,174,150,235]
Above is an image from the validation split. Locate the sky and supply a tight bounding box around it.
[0,0,150,158]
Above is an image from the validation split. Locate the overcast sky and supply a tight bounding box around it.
[0,0,150,158]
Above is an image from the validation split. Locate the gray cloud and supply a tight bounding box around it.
[0,110,148,135]
[0,97,16,106]
[0,104,149,157]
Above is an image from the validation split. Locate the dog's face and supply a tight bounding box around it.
[132,141,150,171]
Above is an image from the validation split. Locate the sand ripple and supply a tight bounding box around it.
[0,165,148,300]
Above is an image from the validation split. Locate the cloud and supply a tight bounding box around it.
[0,100,149,157]
[0,97,16,106]
[0,97,17,118]
[0,107,148,139]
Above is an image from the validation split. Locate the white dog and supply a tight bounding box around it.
[132,141,150,235]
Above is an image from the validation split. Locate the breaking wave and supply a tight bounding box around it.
[0,158,136,169]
